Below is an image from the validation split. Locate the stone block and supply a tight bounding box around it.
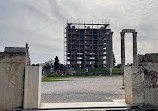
[122,29,135,33]
[124,66,144,105]
[0,52,27,63]
[4,47,26,52]
[24,66,42,109]
[124,67,132,105]
[0,52,27,111]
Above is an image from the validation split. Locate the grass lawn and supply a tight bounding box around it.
[42,68,123,82]
[76,68,123,73]
[42,78,72,82]
[42,74,122,82]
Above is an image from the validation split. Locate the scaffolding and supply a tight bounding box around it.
[64,18,113,68]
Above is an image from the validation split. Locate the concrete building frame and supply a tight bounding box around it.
[64,19,113,68]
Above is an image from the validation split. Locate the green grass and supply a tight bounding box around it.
[42,74,123,82]
[112,68,123,73]
[42,77,72,82]
[42,79,72,82]
[76,68,123,73]
[42,75,97,82]
[42,68,123,82]
[46,73,72,77]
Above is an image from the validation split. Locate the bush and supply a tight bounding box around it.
[75,68,123,73]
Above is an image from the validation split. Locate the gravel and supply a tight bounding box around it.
[41,76,124,103]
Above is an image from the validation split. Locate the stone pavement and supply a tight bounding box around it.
[39,99,129,110]
[41,76,124,103]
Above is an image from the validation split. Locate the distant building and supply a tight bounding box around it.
[64,19,114,68]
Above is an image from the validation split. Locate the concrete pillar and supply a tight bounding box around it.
[109,32,113,68]
[24,66,42,109]
[133,32,137,66]
[121,32,125,68]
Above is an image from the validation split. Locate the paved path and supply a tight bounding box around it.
[41,76,124,103]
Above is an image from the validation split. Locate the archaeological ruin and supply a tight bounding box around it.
[0,28,158,110]
[120,29,138,68]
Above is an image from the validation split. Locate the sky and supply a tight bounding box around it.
[0,0,158,65]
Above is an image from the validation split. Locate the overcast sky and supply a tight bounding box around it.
[0,0,158,65]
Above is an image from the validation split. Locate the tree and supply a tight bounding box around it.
[54,56,60,70]
[43,63,51,70]
[60,64,64,70]
[115,64,121,68]
[113,53,116,67]
[32,64,39,66]
[32,64,36,66]
[59,63,66,70]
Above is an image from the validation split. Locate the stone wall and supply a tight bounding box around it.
[141,53,158,106]
[124,53,158,106]
[0,52,29,110]
[142,63,158,106]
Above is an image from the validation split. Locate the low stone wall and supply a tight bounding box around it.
[0,52,28,111]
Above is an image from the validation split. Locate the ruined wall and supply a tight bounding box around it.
[0,52,28,110]
[124,53,158,106]
[142,63,158,105]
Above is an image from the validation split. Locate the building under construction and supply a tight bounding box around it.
[64,19,113,68]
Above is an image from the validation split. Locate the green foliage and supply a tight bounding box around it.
[36,64,39,66]
[54,56,60,70]
[42,73,72,82]
[115,64,121,68]
[112,68,123,73]
[89,68,110,73]
[113,53,116,66]
[32,64,40,66]
[45,73,72,78]
[76,69,86,73]
[42,68,123,82]
[76,68,109,73]
[76,68,123,73]
[43,63,51,70]
[42,77,71,82]
[42,74,123,82]
[59,64,64,70]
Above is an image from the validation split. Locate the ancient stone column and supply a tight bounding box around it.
[133,32,137,66]
[109,32,113,68]
[121,32,125,68]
